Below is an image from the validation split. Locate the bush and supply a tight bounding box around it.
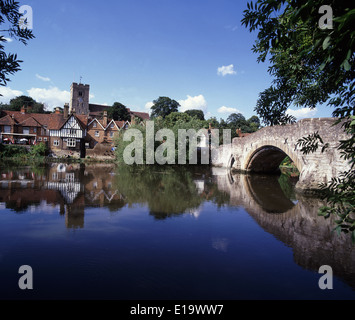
[30,142,48,157]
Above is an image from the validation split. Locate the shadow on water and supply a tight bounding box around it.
[213,167,355,290]
[0,163,354,294]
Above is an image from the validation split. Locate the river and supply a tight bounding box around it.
[0,163,354,300]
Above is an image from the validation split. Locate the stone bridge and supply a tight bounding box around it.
[212,118,351,193]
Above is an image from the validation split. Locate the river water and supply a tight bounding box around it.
[0,163,354,300]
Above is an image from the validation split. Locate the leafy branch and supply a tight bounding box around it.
[296,131,329,154]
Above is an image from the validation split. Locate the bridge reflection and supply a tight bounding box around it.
[0,164,354,289]
[213,168,355,290]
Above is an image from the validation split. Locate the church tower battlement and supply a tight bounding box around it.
[70,82,90,115]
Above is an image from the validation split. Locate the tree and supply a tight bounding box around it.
[247,115,261,132]
[7,95,45,113]
[184,109,205,121]
[0,1,34,88]
[106,102,131,121]
[242,0,354,240]
[150,97,180,119]
[227,113,249,137]
[164,112,192,128]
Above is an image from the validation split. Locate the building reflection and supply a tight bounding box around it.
[0,163,125,229]
[0,164,354,290]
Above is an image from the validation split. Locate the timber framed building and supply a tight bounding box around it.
[0,83,150,157]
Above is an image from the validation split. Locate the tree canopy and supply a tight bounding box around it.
[106,102,131,122]
[0,1,34,88]
[242,0,354,240]
[150,97,180,119]
[0,95,46,113]
[184,109,205,121]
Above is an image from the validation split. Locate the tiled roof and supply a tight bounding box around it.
[0,115,15,126]
[18,117,42,127]
[46,114,66,130]
[0,111,89,131]
[115,121,126,129]
[131,111,150,120]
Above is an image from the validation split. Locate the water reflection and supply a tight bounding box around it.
[213,168,355,289]
[0,163,354,292]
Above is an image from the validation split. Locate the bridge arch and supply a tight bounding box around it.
[242,141,304,174]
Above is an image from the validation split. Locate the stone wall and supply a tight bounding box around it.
[213,118,351,193]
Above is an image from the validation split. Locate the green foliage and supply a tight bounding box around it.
[0,144,28,158]
[163,112,192,128]
[1,95,46,113]
[296,132,329,154]
[150,97,180,119]
[242,0,355,241]
[106,102,131,121]
[113,166,203,219]
[227,113,261,137]
[0,0,35,87]
[30,142,48,157]
[184,109,205,121]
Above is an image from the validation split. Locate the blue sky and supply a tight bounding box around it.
[0,0,332,121]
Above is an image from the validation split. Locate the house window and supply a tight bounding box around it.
[93,122,97,128]
[110,131,114,138]
[70,129,76,135]
[95,131,100,137]
[23,127,30,135]
[4,126,10,133]
[53,140,59,147]
[44,138,48,142]
[67,138,76,148]
[38,137,42,142]
[34,128,37,133]
[111,123,114,128]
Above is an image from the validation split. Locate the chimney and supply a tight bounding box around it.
[55,107,61,114]
[21,106,26,114]
[131,114,136,125]
[103,111,108,127]
[64,103,69,119]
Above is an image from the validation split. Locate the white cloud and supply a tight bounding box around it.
[27,87,70,110]
[4,37,13,43]
[217,106,240,114]
[217,64,236,76]
[145,101,154,111]
[35,74,51,82]
[0,87,23,103]
[178,95,207,113]
[287,108,318,120]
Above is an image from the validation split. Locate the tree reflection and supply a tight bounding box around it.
[114,166,205,219]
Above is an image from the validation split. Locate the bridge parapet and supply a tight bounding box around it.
[212,118,351,193]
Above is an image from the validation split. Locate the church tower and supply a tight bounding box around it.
[69,82,90,115]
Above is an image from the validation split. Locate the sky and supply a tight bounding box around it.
[0,0,332,121]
